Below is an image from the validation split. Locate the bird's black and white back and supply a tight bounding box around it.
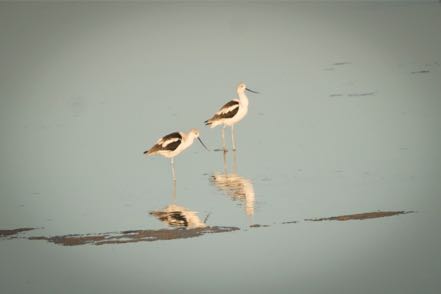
[144,132,182,155]
[205,100,240,126]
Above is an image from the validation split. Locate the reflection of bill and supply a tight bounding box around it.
[210,151,255,217]
[150,204,207,229]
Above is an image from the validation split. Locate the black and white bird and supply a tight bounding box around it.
[144,128,208,180]
[204,82,258,151]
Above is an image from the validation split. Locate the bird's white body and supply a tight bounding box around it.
[154,131,197,158]
[169,133,195,157]
[231,95,249,126]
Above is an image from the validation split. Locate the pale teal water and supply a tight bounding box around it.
[1,2,441,294]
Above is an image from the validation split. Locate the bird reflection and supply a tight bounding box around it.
[210,151,255,217]
[150,180,207,229]
[150,204,207,229]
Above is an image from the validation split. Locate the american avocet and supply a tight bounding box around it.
[204,82,258,151]
[144,128,209,180]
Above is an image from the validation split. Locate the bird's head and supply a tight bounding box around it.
[190,128,200,138]
[236,82,259,95]
[190,128,209,151]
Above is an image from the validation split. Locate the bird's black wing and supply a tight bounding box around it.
[213,100,240,120]
[145,132,182,154]
[161,132,182,142]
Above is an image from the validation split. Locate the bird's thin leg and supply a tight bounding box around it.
[231,125,236,151]
[172,176,177,203]
[232,149,237,174]
[170,157,176,181]
[221,126,227,152]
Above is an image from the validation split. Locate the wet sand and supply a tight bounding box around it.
[305,211,414,222]
[28,226,239,246]
[0,211,415,246]
[0,228,36,238]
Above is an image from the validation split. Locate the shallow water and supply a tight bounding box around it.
[1,2,441,294]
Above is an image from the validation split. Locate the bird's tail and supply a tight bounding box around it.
[144,144,161,156]
[204,119,220,128]
[143,149,154,156]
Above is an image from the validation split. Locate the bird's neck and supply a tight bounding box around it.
[238,92,249,106]
[182,133,195,149]
[186,133,196,145]
[186,133,195,142]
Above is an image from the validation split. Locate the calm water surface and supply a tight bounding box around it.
[1,2,440,294]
